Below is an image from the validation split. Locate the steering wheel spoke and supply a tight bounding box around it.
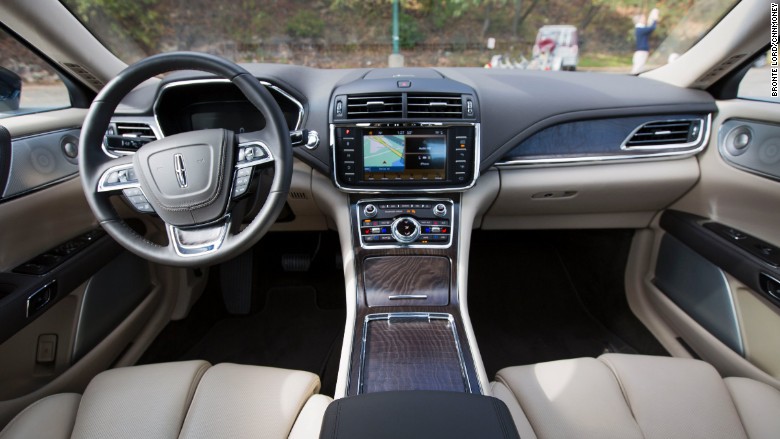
[97,162,139,192]
[96,161,156,213]
[166,215,231,257]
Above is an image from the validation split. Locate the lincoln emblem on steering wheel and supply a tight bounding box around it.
[174,153,187,188]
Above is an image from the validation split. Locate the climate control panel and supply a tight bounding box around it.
[356,199,453,247]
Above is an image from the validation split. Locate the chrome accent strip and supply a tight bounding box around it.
[96,163,139,192]
[354,198,454,250]
[388,295,428,300]
[26,281,56,317]
[260,80,305,130]
[762,273,780,301]
[496,114,711,167]
[305,130,320,150]
[166,215,231,258]
[620,116,707,151]
[330,122,481,193]
[357,312,472,395]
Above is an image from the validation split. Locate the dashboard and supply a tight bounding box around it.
[105,65,717,230]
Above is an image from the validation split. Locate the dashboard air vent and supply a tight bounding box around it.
[624,119,702,149]
[407,94,463,119]
[104,122,158,155]
[114,122,157,141]
[346,94,402,119]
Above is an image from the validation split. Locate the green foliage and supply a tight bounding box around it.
[216,0,269,47]
[395,12,425,48]
[286,10,325,38]
[67,0,164,53]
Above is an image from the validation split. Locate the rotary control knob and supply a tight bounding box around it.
[433,203,447,217]
[363,204,378,218]
[391,217,421,244]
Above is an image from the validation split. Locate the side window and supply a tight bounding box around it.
[738,51,779,103]
[0,28,71,119]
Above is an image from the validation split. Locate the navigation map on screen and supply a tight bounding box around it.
[363,133,446,180]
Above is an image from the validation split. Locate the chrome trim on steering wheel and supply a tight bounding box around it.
[97,163,140,192]
[166,215,231,257]
[235,141,274,169]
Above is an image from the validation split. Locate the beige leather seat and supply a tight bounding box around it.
[0,361,331,439]
[492,354,780,439]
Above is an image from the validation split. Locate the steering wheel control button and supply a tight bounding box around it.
[117,168,138,183]
[232,168,252,198]
[98,164,141,192]
[233,167,253,197]
[122,188,155,213]
[236,142,272,168]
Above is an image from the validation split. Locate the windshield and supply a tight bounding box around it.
[59,0,738,73]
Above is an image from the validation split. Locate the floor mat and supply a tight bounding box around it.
[179,286,344,394]
[138,232,346,396]
[468,230,666,379]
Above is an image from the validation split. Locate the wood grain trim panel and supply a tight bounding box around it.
[363,256,450,307]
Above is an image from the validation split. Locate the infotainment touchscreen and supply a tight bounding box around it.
[362,129,447,181]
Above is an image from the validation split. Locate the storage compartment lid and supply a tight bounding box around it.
[319,390,519,439]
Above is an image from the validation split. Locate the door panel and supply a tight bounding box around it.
[653,232,743,355]
[2,128,81,199]
[0,109,177,426]
[628,99,780,389]
[732,280,780,377]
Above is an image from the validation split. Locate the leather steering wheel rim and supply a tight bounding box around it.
[79,52,292,267]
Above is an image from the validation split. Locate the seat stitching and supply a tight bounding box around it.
[598,356,647,439]
[720,378,752,438]
[286,376,322,437]
[176,361,212,437]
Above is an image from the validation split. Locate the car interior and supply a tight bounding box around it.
[1,0,779,438]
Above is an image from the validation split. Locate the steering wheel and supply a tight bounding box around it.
[79,52,292,267]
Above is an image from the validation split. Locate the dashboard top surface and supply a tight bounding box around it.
[113,66,717,189]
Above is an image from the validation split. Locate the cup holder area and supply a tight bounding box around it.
[359,312,472,394]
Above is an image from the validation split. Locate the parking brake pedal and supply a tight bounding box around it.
[281,254,311,272]
[220,250,253,314]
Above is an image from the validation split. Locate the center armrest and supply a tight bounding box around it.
[319,391,520,439]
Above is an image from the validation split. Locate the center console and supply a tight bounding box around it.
[328,73,485,398]
[345,195,482,396]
